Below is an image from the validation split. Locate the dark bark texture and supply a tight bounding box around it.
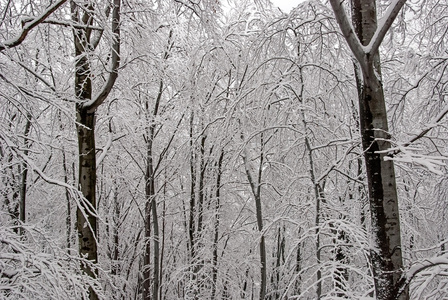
[350,0,408,299]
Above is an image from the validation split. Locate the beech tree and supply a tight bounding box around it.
[71,0,120,298]
[328,0,440,299]
[2,0,448,299]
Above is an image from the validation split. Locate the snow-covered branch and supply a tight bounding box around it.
[0,0,68,51]
[96,131,113,168]
[395,253,448,297]
[365,0,407,55]
[328,0,366,72]
[0,224,102,299]
[403,103,448,147]
[83,0,121,113]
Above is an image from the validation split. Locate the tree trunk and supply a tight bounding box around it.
[350,1,408,299]
[72,5,99,299]
[242,132,266,300]
[142,80,162,300]
[76,107,99,300]
[18,114,31,235]
[212,150,224,300]
[71,1,120,297]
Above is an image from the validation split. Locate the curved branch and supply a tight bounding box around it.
[394,253,448,298]
[0,0,68,51]
[83,0,121,113]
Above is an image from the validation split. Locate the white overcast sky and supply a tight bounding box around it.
[271,0,303,11]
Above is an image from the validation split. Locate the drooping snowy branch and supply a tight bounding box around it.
[403,102,448,147]
[0,224,104,299]
[96,131,113,168]
[0,0,68,51]
[395,253,448,296]
[383,102,448,160]
[0,131,102,245]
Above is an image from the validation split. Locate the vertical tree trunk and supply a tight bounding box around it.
[211,150,224,300]
[71,1,120,298]
[270,226,285,300]
[142,80,163,300]
[304,133,323,299]
[296,58,324,298]
[188,111,197,264]
[294,228,303,296]
[111,182,120,276]
[72,3,98,296]
[143,139,156,300]
[186,112,208,299]
[18,114,31,236]
[76,107,99,300]
[62,149,73,253]
[242,132,266,300]
[350,1,408,299]
[329,0,408,298]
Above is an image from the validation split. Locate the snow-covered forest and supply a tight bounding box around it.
[1,0,447,299]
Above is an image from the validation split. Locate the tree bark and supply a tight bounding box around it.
[329,0,409,298]
[18,114,31,236]
[71,1,120,299]
[242,133,266,300]
[212,150,224,300]
[142,80,163,300]
[76,107,99,300]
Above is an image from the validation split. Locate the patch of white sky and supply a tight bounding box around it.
[271,0,304,12]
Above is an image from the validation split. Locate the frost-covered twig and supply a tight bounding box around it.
[0,0,68,51]
[395,253,448,297]
[377,142,446,175]
[0,223,104,299]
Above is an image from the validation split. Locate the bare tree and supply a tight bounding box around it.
[70,0,120,298]
[329,0,408,299]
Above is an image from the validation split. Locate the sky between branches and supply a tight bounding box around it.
[271,0,304,12]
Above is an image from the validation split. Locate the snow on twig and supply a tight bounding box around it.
[363,0,407,55]
[0,0,68,51]
[378,143,446,175]
[0,131,104,247]
[395,253,448,296]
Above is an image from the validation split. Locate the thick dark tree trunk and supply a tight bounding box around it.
[329,0,408,297]
[350,1,408,299]
[72,2,98,297]
[72,6,99,299]
[76,107,99,300]
[356,79,408,300]
[71,1,120,298]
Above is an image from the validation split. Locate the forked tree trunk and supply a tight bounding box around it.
[351,1,408,298]
[72,2,97,294]
[72,1,120,299]
[329,0,408,298]
[72,4,97,292]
